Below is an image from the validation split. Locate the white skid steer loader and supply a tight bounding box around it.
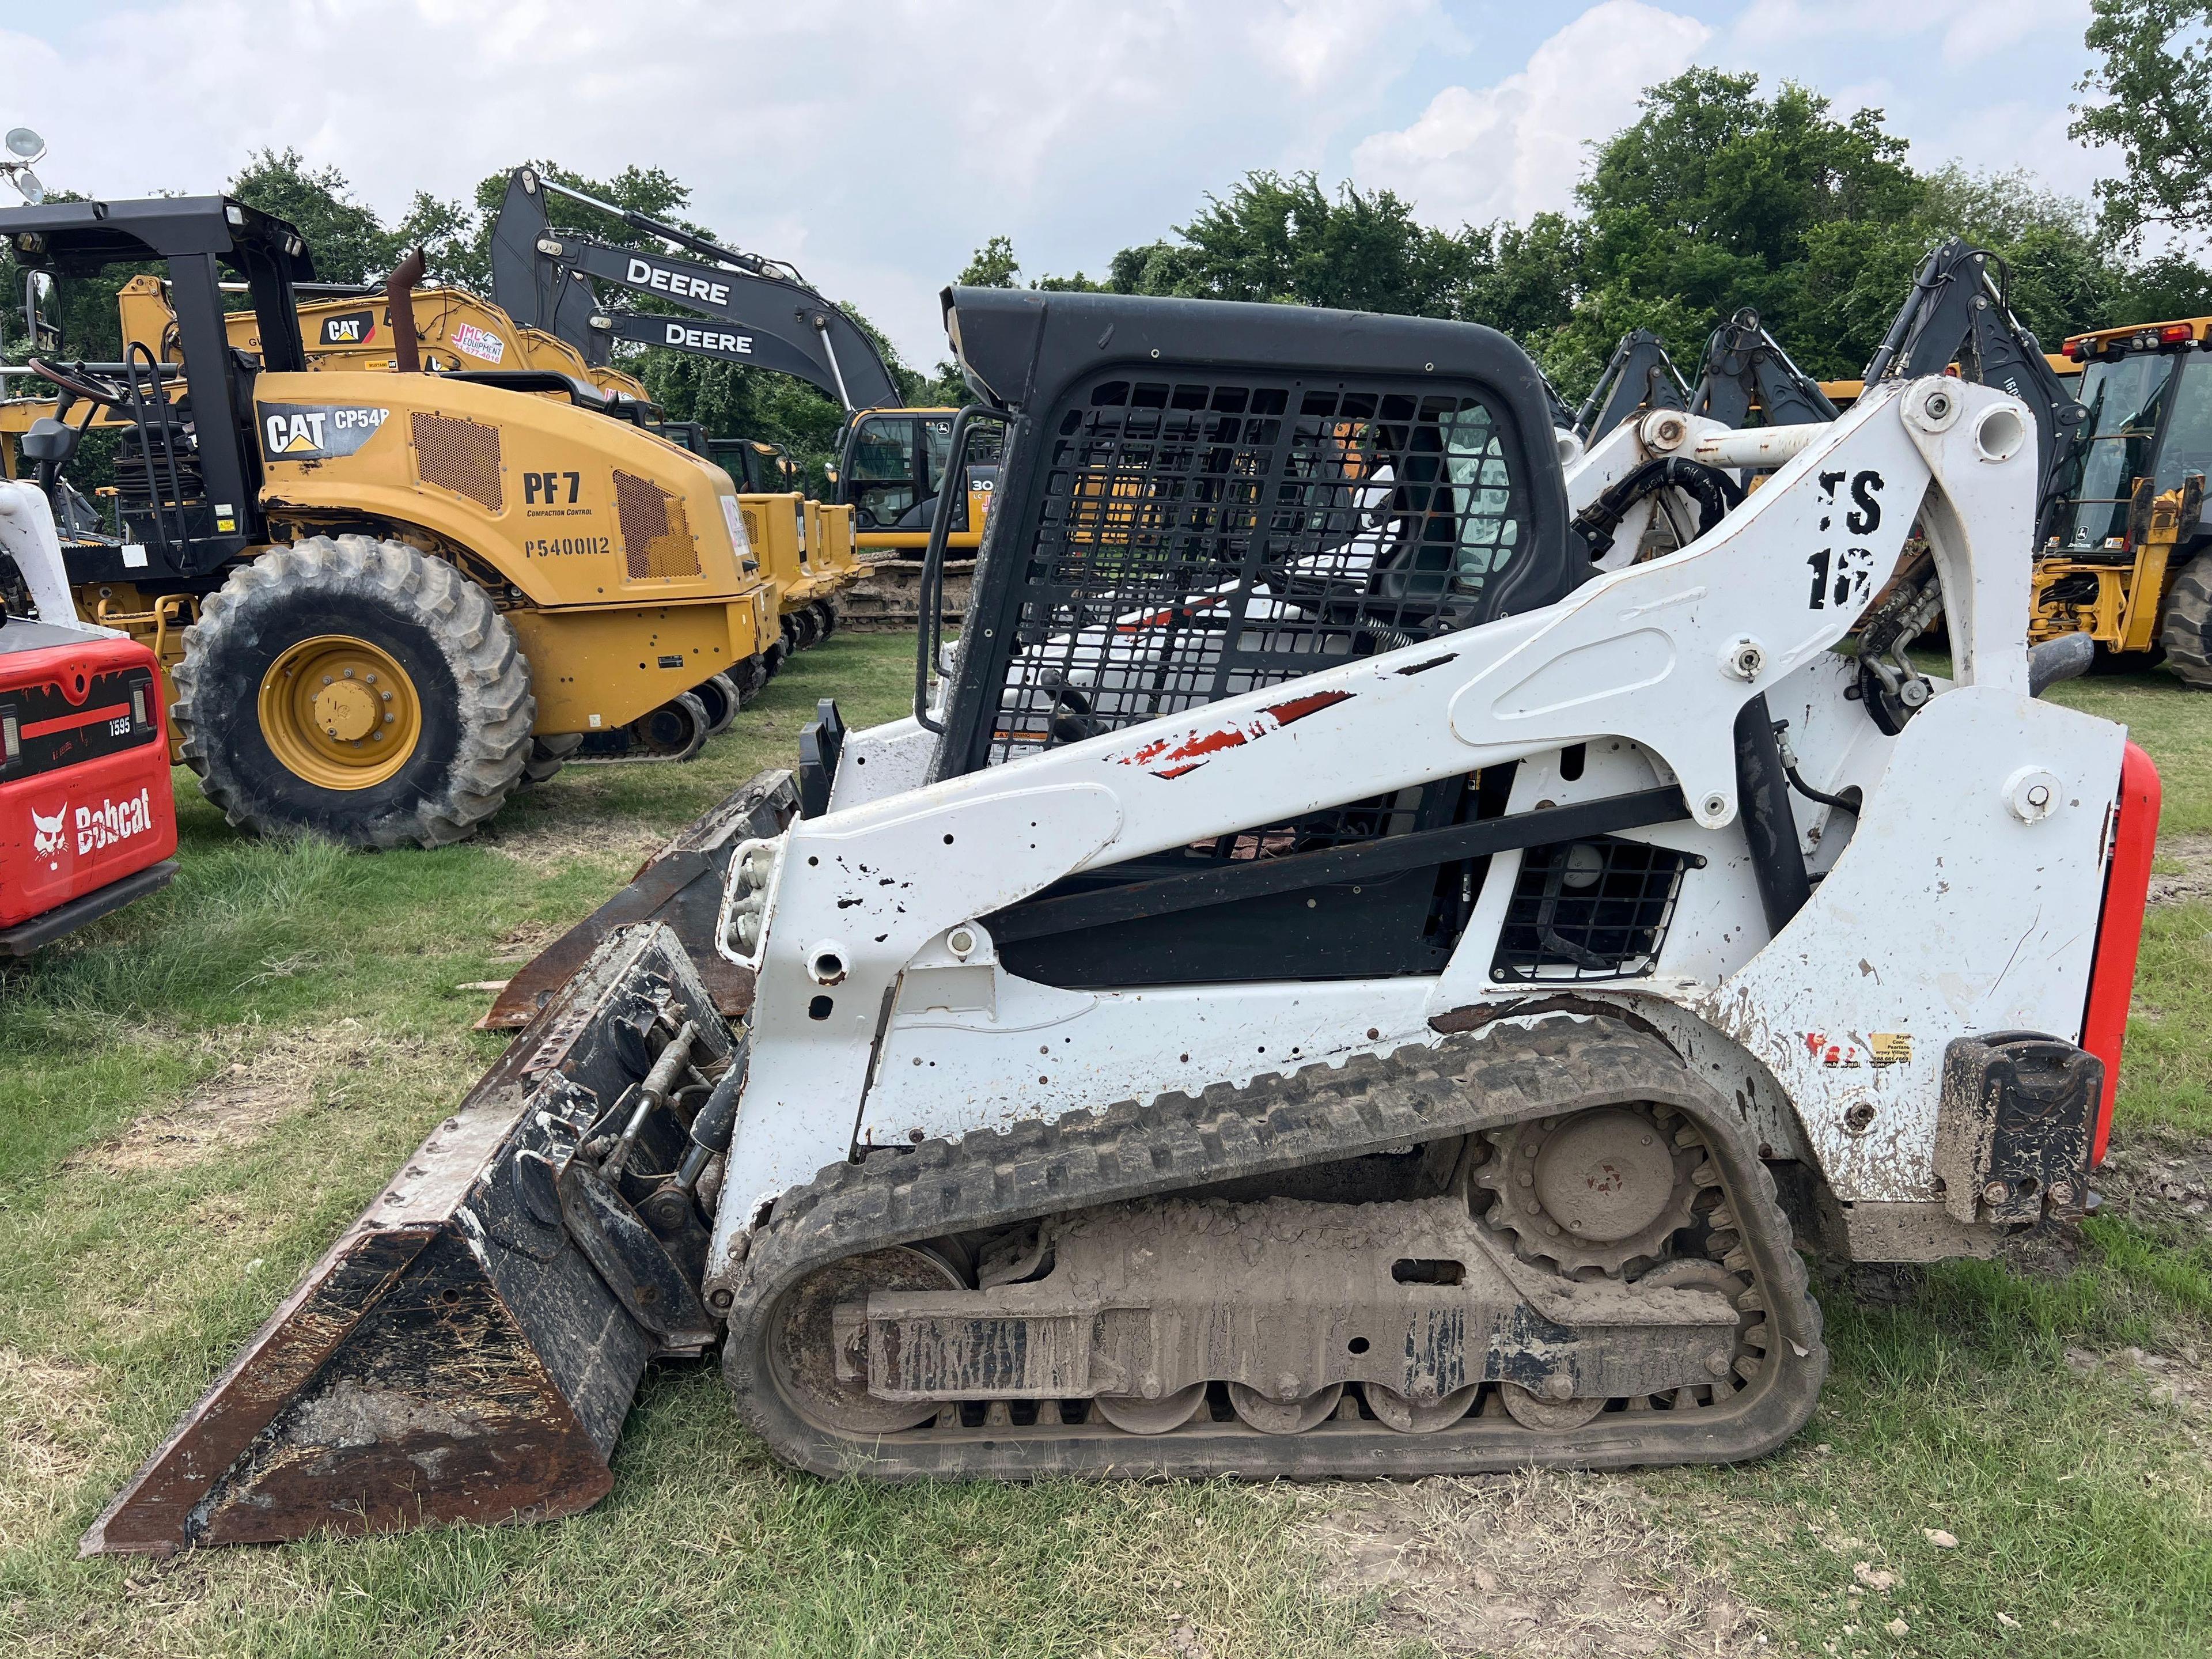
[87,287,2156,1552]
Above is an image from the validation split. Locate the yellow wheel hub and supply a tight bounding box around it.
[259,634,423,790]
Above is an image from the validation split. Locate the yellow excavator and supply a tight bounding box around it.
[0,193,778,841]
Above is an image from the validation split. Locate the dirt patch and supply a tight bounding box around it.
[2097,1128,2212,1229]
[493,921,563,963]
[1304,1469,1763,1657]
[476,812,665,876]
[2148,832,2212,906]
[78,1022,411,1176]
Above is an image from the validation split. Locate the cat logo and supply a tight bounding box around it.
[260,402,389,462]
[31,803,65,865]
[318,308,377,347]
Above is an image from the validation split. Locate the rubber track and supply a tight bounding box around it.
[722,1016,1827,1479]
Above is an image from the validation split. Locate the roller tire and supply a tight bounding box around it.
[695,672,742,736]
[2159,547,2212,689]
[173,535,533,848]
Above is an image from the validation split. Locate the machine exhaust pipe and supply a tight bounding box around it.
[385,246,426,372]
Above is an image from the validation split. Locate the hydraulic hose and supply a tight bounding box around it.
[1572,456,1745,562]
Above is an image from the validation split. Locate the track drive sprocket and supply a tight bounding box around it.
[1474,1104,1703,1276]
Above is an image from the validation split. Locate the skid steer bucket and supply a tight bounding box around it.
[482,770,798,1031]
[84,923,737,1557]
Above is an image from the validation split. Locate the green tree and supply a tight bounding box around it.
[226,149,400,284]
[2073,0,2212,246]
[1100,171,1480,317]
[1564,70,1924,381]
[959,236,1020,287]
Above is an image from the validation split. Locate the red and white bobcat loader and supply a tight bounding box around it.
[0,478,176,955]
[85,288,2155,1552]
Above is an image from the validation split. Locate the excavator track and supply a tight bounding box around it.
[722,1016,1826,1479]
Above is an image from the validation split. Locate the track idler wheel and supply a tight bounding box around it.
[766,1247,965,1435]
[1497,1382,1607,1432]
[1365,1382,1480,1434]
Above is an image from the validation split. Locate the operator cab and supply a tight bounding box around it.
[2052,318,2212,554]
[838,409,1002,540]
[0,196,314,586]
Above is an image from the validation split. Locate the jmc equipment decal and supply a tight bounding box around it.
[260,403,389,462]
[451,323,506,364]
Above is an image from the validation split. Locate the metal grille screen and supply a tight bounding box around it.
[409,413,503,512]
[615,470,700,579]
[984,374,1533,766]
[1491,837,1688,982]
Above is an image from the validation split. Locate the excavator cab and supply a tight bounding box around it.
[838,409,999,542]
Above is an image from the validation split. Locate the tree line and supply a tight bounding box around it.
[6,0,2208,484]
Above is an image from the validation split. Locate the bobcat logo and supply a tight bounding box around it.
[31,803,65,862]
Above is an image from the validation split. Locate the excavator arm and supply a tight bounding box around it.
[488,168,901,414]
[1863,238,2088,539]
[1690,308,1838,430]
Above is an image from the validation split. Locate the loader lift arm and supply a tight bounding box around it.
[488,167,901,414]
[1574,328,1690,445]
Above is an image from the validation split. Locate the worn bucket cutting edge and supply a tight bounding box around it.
[480,769,797,1031]
[84,922,735,1557]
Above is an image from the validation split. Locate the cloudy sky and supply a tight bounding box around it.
[5,1,2107,362]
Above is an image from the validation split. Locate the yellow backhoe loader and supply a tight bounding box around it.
[0,194,777,843]
[2031,315,2212,683]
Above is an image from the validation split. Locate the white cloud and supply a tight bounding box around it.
[1350,2,1711,226]
[1733,0,2089,67]
[7,0,1457,362]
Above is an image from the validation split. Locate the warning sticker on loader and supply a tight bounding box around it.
[1805,1031,1912,1067]
[259,403,389,462]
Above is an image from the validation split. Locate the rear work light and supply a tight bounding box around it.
[1,707,17,768]
[130,682,150,730]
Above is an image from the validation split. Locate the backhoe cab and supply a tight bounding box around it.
[0,194,778,842]
[2032,315,2212,683]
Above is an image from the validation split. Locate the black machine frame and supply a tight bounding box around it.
[2,195,317,585]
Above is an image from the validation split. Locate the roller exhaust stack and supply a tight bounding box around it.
[385,246,426,372]
[81,923,737,1556]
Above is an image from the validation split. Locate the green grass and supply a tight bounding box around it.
[2,637,2209,1657]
